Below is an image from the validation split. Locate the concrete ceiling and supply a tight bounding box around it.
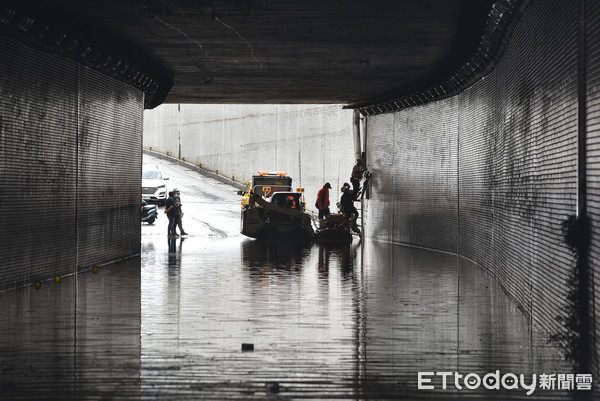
[5,0,495,107]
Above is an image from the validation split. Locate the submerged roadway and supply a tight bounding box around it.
[0,153,577,400]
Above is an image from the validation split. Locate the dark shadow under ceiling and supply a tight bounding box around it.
[2,0,498,109]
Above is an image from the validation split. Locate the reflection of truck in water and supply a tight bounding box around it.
[238,172,314,241]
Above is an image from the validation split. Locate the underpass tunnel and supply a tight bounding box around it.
[2,0,600,397]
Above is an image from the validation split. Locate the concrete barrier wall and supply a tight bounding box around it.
[0,35,143,290]
[366,0,598,371]
[144,104,355,211]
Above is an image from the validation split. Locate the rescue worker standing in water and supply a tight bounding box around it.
[173,188,188,236]
[351,159,366,200]
[340,184,360,234]
[316,182,332,219]
[165,191,180,238]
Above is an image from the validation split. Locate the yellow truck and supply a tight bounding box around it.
[238,172,313,241]
[238,171,295,208]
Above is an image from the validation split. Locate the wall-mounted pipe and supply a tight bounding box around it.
[353,109,361,162]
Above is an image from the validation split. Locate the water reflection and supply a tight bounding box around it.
[241,239,309,271]
[0,238,590,400]
[167,237,184,266]
[0,258,142,400]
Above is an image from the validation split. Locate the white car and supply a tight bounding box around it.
[142,164,168,205]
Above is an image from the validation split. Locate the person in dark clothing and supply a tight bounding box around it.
[340,185,360,234]
[351,159,366,200]
[164,191,180,237]
[173,188,188,236]
[316,182,332,219]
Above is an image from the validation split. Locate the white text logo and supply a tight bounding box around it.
[417,371,593,395]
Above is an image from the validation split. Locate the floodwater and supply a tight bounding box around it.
[0,154,594,400]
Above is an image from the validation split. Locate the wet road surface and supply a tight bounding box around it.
[0,154,594,400]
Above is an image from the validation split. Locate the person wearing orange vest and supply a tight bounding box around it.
[316,182,332,219]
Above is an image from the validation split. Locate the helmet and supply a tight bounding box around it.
[341,186,347,192]
[324,182,331,189]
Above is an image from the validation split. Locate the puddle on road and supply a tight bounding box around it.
[0,236,588,400]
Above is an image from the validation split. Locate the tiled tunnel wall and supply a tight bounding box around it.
[0,35,143,291]
[365,0,598,372]
[587,0,600,377]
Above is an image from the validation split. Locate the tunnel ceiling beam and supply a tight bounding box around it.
[353,0,531,115]
[0,4,172,109]
[0,0,515,110]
